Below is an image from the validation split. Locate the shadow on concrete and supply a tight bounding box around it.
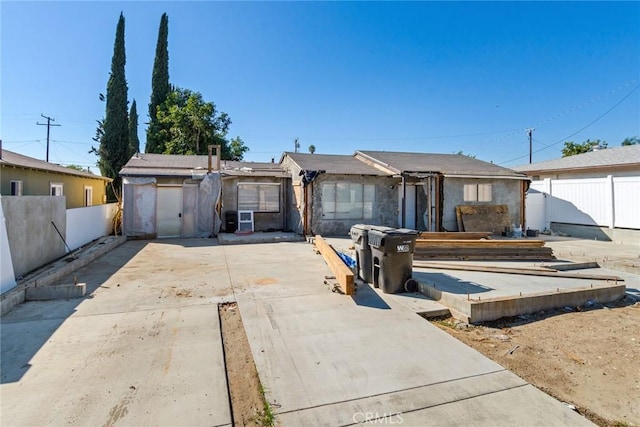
[352,282,391,309]
[0,241,147,384]
[413,272,493,295]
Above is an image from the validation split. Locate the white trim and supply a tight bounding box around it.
[84,185,93,207]
[444,174,528,180]
[50,182,64,196]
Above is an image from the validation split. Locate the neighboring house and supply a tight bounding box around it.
[1,148,111,208]
[514,144,640,179]
[515,145,640,241]
[119,153,289,238]
[355,151,530,233]
[280,152,398,236]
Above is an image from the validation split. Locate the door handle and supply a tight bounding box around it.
[178,213,182,218]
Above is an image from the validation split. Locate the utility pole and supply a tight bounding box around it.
[526,128,534,164]
[36,114,61,162]
[294,137,300,153]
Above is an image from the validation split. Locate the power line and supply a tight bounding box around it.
[36,114,61,162]
[499,82,640,166]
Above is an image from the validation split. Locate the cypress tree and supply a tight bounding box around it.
[146,13,170,153]
[98,12,129,202]
[128,99,139,155]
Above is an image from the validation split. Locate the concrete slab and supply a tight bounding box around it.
[25,283,86,300]
[2,237,596,426]
[229,240,592,425]
[413,262,635,323]
[1,239,233,427]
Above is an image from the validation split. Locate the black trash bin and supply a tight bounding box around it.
[368,227,419,293]
[225,210,237,233]
[350,224,374,283]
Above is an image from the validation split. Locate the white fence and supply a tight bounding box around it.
[527,176,640,230]
[66,203,118,251]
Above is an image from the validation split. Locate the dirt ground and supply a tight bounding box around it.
[431,295,640,427]
[219,303,273,427]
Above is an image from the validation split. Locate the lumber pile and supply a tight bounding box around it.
[414,238,555,261]
[314,235,355,295]
[418,232,492,240]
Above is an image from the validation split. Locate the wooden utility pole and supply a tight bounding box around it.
[526,128,534,164]
[36,114,61,162]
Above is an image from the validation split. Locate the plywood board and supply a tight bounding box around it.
[457,204,511,234]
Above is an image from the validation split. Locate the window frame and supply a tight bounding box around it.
[321,182,375,220]
[463,183,492,202]
[50,182,64,196]
[10,180,23,196]
[84,185,93,207]
[236,182,280,213]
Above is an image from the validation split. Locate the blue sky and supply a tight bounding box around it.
[2,1,639,171]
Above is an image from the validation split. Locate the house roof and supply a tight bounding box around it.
[0,149,111,181]
[514,145,640,174]
[120,153,286,177]
[356,150,527,179]
[282,152,389,176]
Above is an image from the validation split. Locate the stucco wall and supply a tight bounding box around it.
[309,174,398,236]
[441,177,523,231]
[66,203,117,250]
[221,176,288,232]
[1,196,66,278]
[1,166,108,208]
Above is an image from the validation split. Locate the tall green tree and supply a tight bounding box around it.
[146,13,170,153]
[156,87,245,159]
[229,136,250,160]
[128,99,140,155]
[308,144,316,154]
[621,136,639,146]
[92,12,129,201]
[561,139,607,157]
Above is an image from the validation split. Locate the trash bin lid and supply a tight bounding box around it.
[387,228,419,236]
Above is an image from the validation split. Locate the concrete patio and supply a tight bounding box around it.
[1,238,594,426]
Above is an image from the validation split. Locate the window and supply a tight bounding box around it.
[84,186,93,207]
[237,183,280,212]
[463,184,492,202]
[50,183,63,196]
[322,183,375,220]
[10,180,23,196]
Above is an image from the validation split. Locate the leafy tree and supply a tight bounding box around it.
[128,99,140,155]
[228,136,249,161]
[455,150,476,158]
[146,13,171,153]
[308,144,316,154]
[156,87,232,156]
[66,164,88,172]
[561,139,607,157]
[621,136,639,146]
[91,12,129,202]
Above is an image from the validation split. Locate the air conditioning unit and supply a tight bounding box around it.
[237,210,254,233]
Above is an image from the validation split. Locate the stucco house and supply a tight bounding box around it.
[281,151,528,236]
[119,153,289,238]
[280,152,397,236]
[355,151,530,233]
[1,148,111,208]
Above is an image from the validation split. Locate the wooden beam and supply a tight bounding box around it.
[418,232,491,240]
[314,235,355,295]
[413,260,623,281]
[415,239,546,247]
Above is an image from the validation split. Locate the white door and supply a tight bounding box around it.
[398,185,417,229]
[157,186,182,238]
